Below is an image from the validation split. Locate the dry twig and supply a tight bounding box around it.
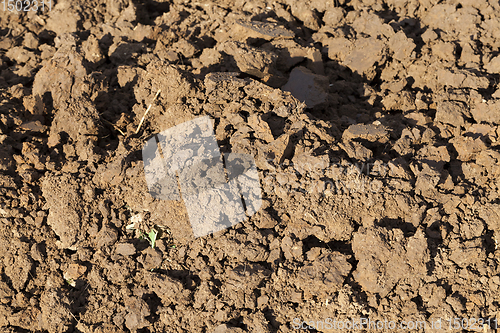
[135,89,161,134]
[101,118,125,136]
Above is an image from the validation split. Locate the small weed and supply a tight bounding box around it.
[138,228,158,248]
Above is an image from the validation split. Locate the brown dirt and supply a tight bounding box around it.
[1,0,500,332]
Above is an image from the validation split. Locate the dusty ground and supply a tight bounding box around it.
[1,0,500,332]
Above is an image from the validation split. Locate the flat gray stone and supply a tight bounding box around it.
[282,66,328,108]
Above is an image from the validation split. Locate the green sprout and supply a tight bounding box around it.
[138,228,158,248]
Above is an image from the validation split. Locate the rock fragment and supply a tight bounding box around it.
[475,150,500,175]
[435,101,467,127]
[234,20,294,39]
[212,324,245,333]
[82,34,105,65]
[327,37,352,62]
[32,38,88,110]
[48,97,101,145]
[415,145,450,170]
[294,252,351,298]
[146,272,191,306]
[484,55,500,74]
[262,40,309,71]
[41,173,95,250]
[137,247,163,271]
[217,41,277,79]
[62,263,87,286]
[388,30,416,62]
[339,141,373,161]
[37,287,72,332]
[470,100,500,124]
[436,68,489,89]
[292,152,329,175]
[259,134,293,165]
[283,0,321,30]
[351,12,395,39]
[247,114,275,143]
[432,42,455,61]
[124,297,150,331]
[282,66,328,108]
[323,7,345,27]
[414,166,441,197]
[115,243,136,256]
[342,123,389,143]
[352,227,428,297]
[343,37,385,80]
[5,46,35,64]
[450,136,487,161]
[45,3,81,35]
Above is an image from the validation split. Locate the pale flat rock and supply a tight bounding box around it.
[235,19,294,39]
[282,66,328,108]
